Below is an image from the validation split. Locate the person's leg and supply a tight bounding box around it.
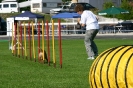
[84,30,95,57]
[91,41,98,56]
[84,29,98,58]
[91,30,99,56]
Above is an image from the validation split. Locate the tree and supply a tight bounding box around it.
[16,0,27,3]
[117,0,133,20]
[103,1,114,9]
[102,1,114,18]
[62,0,71,2]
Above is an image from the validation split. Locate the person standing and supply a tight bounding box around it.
[75,4,99,60]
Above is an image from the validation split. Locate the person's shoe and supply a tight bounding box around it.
[87,56,95,60]
[94,53,98,56]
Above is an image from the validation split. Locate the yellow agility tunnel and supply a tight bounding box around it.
[89,45,133,88]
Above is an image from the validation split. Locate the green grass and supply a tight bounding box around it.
[0,39,133,88]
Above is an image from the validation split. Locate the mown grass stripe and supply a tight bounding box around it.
[0,40,8,42]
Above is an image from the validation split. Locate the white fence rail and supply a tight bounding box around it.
[5,21,133,36]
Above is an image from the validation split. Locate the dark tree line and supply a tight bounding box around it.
[62,0,71,2]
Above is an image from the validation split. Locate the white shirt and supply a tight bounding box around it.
[80,10,99,30]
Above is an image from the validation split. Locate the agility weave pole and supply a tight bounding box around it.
[52,20,56,67]
[31,21,36,62]
[11,20,63,68]
[46,20,50,66]
[58,19,62,68]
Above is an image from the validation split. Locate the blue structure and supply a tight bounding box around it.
[52,12,80,18]
[13,11,44,19]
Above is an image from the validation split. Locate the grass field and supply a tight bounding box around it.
[0,38,133,88]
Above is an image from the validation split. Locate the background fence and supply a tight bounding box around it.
[0,21,133,35]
